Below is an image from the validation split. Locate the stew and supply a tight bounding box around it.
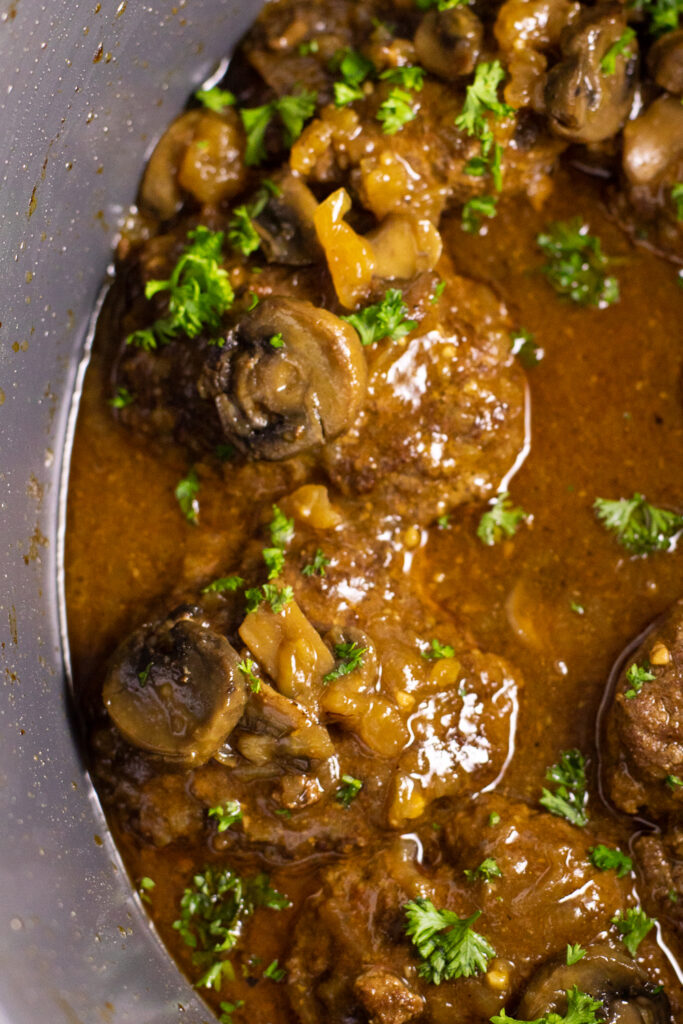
[65,0,683,1020]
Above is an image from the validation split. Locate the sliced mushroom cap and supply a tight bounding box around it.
[253,174,323,266]
[622,96,683,186]
[204,296,368,459]
[414,7,483,80]
[545,5,638,143]
[516,946,671,1023]
[102,611,247,766]
[647,29,683,96]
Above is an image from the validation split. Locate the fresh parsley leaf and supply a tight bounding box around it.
[488,812,501,826]
[208,800,243,832]
[537,219,619,308]
[404,899,496,983]
[333,49,375,106]
[269,505,294,548]
[269,332,285,349]
[239,90,317,166]
[477,491,527,546]
[263,546,286,579]
[510,328,543,368]
[137,661,152,686]
[109,387,135,408]
[335,774,363,807]
[464,858,502,883]
[431,280,446,304]
[245,583,294,614]
[219,999,244,1024]
[263,959,286,982]
[138,876,156,903]
[302,548,330,577]
[437,514,450,529]
[612,907,655,956]
[127,226,233,349]
[624,660,656,699]
[417,0,471,8]
[377,86,417,134]
[456,60,513,139]
[666,774,683,790]
[570,600,584,615]
[175,468,200,524]
[172,867,288,990]
[323,641,367,683]
[672,183,683,221]
[380,65,425,91]
[594,493,683,554]
[239,658,261,692]
[298,39,319,55]
[422,638,456,660]
[566,943,586,966]
[228,205,261,256]
[195,86,236,112]
[540,749,589,827]
[342,288,416,346]
[588,844,633,878]
[334,81,366,105]
[600,27,636,74]
[630,0,682,36]
[462,195,498,233]
[490,985,604,1023]
[202,575,245,594]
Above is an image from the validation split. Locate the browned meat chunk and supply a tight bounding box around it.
[634,830,683,954]
[604,599,683,820]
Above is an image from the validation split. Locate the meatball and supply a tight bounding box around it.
[604,599,683,820]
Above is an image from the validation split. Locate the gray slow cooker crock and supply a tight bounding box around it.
[0,2,256,1020]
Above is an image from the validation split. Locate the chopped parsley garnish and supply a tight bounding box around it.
[380,65,425,91]
[537,219,619,308]
[594,493,683,554]
[202,575,245,594]
[269,332,285,349]
[208,800,243,832]
[630,0,682,36]
[416,0,471,8]
[298,39,319,55]
[431,280,446,304]
[490,985,604,1023]
[462,195,498,234]
[175,468,200,524]
[377,86,418,134]
[302,548,330,577]
[666,774,683,790]
[126,226,233,349]
[421,638,456,660]
[624,661,656,699]
[456,60,513,139]
[333,49,375,107]
[570,601,585,615]
[137,662,153,686]
[437,514,450,529]
[342,288,416,346]
[172,866,289,990]
[246,291,260,311]
[323,641,367,683]
[464,858,502,883]
[566,943,586,966]
[269,505,294,548]
[240,89,318,166]
[195,86,236,112]
[138,876,155,903]
[263,959,286,982]
[239,658,261,692]
[488,812,501,827]
[245,583,294,615]
[672,182,683,221]
[335,774,363,807]
[109,387,135,408]
[588,844,633,877]
[227,205,261,256]
[219,999,244,1024]
[540,749,589,827]
[600,27,636,74]
[404,899,496,983]
[263,546,286,579]
[510,328,543,368]
[612,907,655,956]
[477,492,527,546]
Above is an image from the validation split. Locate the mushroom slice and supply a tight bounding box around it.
[253,174,323,266]
[102,611,247,766]
[516,946,671,1023]
[414,7,483,81]
[545,5,638,144]
[622,96,683,187]
[647,29,683,96]
[204,296,367,459]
